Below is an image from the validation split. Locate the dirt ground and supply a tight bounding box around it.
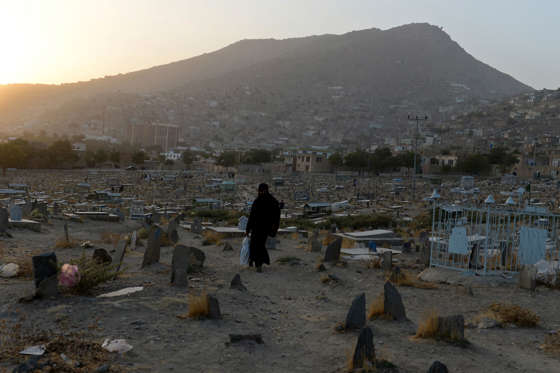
[1,219,560,372]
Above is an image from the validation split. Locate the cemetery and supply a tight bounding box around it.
[0,168,559,372]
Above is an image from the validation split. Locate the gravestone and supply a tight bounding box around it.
[32,252,58,288]
[422,245,431,267]
[237,216,248,231]
[142,226,161,268]
[191,218,203,234]
[436,315,465,340]
[388,266,402,283]
[308,230,321,252]
[324,238,342,262]
[92,248,112,264]
[352,327,375,370]
[130,230,137,251]
[311,238,322,253]
[167,218,179,244]
[112,208,125,222]
[207,295,221,319]
[345,293,366,330]
[174,244,206,272]
[230,273,247,291]
[383,281,406,321]
[0,208,8,233]
[64,223,69,242]
[36,275,58,298]
[519,265,537,291]
[382,251,393,272]
[9,204,22,221]
[32,253,58,298]
[427,361,449,373]
[113,240,128,273]
[170,245,190,287]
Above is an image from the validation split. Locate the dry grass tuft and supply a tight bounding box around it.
[202,230,224,245]
[322,234,337,246]
[341,237,356,249]
[368,294,386,320]
[184,292,209,319]
[277,256,302,265]
[415,310,440,339]
[367,257,382,269]
[388,270,437,289]
[542,331,560,355]
[137,227,149,239]
[54,237,79,249]
[486,303,539,327]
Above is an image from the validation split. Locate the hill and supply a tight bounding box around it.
[0,23,533,146]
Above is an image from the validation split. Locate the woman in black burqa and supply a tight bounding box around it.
[245,183,281,272]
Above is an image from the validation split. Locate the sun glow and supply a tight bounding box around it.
[0,1,49,84]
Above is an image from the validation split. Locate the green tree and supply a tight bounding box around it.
[328,152,344,168]
[217,151,238,167]
[242,149,272,164]
[182,150,195,166]
[457,154,491,175]
[132,151,147,165]
[94,149,108,164]
[0,140,31,175]
[84,151,96,168]
[47,140,78,168]
[109,150,121,164]
[344,150,369,171]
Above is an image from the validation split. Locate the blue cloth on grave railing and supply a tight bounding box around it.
[449,227,469,254]
[519,226,547,265]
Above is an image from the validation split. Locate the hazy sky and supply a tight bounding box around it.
[1,0,558,89]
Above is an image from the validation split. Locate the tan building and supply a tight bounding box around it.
[129,123,180,152]
[285,150,331,173]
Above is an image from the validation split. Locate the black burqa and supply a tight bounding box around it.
[246,191,281,267]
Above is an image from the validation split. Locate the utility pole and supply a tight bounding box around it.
[408,114,428,201]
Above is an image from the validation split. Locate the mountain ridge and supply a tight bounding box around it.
[0,23,533,137]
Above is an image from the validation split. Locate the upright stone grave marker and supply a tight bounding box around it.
[171,245,189,286]
[32,252,58,297]
[324,238,342,262]
[0,208,8,234]
[352,327,375,369]
[142,226,161,268]
[345,293,366,329]
[167,217,179,244]
[10,204,22,221]
[383,281,406,321]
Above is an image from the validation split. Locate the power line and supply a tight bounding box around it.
[408,114,428,201]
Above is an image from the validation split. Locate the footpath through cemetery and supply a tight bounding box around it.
[1,168,560,372]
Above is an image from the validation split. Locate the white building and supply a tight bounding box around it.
[72,143,87,152]
[161,149,182,161]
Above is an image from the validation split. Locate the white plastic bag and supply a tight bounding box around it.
[240,237,250,265]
